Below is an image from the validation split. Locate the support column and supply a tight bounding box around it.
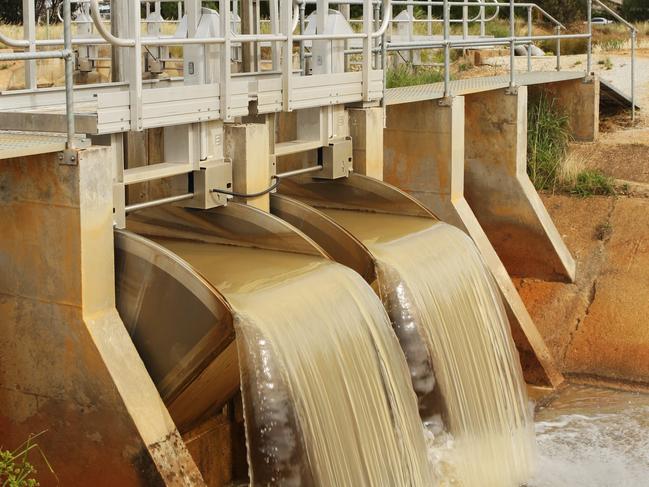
[349,107,384,180]
[528,76,600,142]
[0,147,204,485]
[464,87,576,282]
[384,97,563,387]
[226,122,272,211]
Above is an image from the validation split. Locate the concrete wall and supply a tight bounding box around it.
[0,148,203,486]
[464,86,576,282]
[528,76,600,142]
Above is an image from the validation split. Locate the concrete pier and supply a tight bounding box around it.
[383,96,563,386]
[0,147,203,486]
[464,87,576,282]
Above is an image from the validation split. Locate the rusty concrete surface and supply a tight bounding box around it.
[528,76,600,142]
[517,193,649,386]
[0,148,203,486]
[564,197,649,382]
[464,87,577,282]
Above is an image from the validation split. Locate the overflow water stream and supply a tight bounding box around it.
[151,239,434,486]
[320,209,537,487]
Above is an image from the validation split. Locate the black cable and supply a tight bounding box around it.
[210,176,281,198]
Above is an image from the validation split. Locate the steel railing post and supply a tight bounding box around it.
[587,0,592,75]
[509,0,515,89]
[631,28,636,123]
[555,25,561,71]
[63,0,75,149]
[443,0,450,97]
[527,5,532,72]
[362,0,372,100]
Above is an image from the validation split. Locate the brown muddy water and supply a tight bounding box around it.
[152,238,433,486]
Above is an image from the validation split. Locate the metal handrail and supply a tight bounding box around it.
[0,0,76,148]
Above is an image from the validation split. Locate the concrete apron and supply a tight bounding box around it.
[383,96,564,387]
[0,147,204,486]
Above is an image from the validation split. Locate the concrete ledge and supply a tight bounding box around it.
[464,86,577,283]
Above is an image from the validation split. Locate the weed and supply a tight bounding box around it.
[598,57,613,70]
[594,221,613,241]
[571,170,616,197]
[0,432,56,487]
[527,94,572,191]
[386,64,444,88]
[0,63,9,70]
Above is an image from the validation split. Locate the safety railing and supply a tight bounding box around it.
[0,0,637,130]
[0,0,75,148]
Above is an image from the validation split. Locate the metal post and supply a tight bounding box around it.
[586,0,592,75]
[443,0,450,97]
[527,6,532,72]
[220,0,232,120]
[22,0,37,89]
[63,0,75,149]
[362,0,372,100]
[299,2,306,74]
[462,4,468,40]
[509,0,515,89]
[281,0,293,110]
[555,25,561,71]
[374,2,381,69]
[427,1,432,36]
[480,0,485,37]
[631,29,636,123]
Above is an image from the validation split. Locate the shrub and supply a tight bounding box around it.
[527,93,571,191]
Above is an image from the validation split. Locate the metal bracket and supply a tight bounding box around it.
[438,97,453,107]
[505,85,519,96]
[58,148,78,165]
[582,74,595,84]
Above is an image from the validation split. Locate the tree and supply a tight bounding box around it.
[621,0,649,21]
[0,0,64,24]
[528,0,588,24]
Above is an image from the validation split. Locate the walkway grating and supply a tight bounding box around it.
[385,71,586,105]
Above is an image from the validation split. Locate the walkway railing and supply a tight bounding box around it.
[0,0,638,132]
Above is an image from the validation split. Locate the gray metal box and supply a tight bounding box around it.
[317,136,353,180]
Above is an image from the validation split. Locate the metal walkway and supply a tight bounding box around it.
[385,71,586,105]
[0,131,68,160]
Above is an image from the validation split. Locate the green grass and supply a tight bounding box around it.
[598,57,614,70]
[570,170,616,197]
[386,64,444,88]
[0,432,55,487]
[527,94,572,191]
[527,94,616,198]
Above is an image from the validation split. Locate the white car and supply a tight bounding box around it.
[591,17,614,25]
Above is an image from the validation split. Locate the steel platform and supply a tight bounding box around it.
[0,131,68,160]
[385,71,586,105]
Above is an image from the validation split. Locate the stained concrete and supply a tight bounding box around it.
[464,86,576,283]
[349,107,384,179]
[0,148,204,486]
[517,193,649,387]
[384,96,563,387]
[565,197,649,383]
[528,76,600,142]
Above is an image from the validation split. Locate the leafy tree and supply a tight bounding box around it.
[621,0,649,21]
[526,0,588,24]
[0,0,63,24]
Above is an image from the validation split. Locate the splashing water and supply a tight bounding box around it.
[155,238,434,486]
[531,385,649,487]
[321,210,537,487]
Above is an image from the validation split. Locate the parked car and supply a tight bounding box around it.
[591,17,614,25]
